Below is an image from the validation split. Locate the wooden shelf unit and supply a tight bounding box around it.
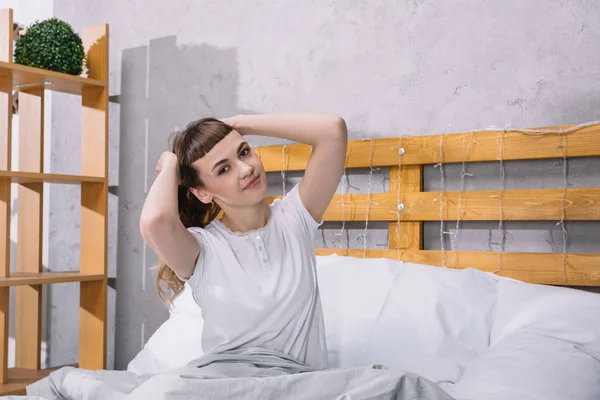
[0,9,109,395]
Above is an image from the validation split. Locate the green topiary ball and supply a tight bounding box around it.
[14,17,85,76]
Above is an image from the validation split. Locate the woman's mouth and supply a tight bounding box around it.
[244,175,260,190]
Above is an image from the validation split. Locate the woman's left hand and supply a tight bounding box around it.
[220,115,239,129]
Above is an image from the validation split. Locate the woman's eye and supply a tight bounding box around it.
[240,148,250,157]
[218,166,229,175]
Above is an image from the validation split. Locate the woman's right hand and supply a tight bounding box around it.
[156,151,178,173]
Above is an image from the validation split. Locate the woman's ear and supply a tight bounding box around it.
[190,187,213,204]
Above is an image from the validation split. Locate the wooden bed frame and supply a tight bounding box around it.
[259,124,600,287]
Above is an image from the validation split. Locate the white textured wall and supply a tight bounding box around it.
[48,0,600,370]
[1,0,53,368]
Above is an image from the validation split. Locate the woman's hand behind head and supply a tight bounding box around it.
[156,151,180,183]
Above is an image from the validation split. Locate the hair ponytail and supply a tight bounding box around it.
[154,118,232,306]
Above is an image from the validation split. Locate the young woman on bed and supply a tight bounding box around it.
[139,113,347,371]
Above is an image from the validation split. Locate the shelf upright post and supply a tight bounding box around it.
[79,23,109,370]
[0,8,13,385]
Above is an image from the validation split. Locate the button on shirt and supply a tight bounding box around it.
[185,183,328,369]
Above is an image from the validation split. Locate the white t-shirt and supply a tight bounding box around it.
[184,183,328,369]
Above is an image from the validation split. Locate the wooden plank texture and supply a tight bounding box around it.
[388,166,400,248]
[268,193,398,221]
[271,188,600,222]
[0,288,7,385]
[0,171,104,184]
[257,124,600,171]
[258,138,402,171]
[80,182,107,369]
[389,165,423,250]
[400,124,600,165]
[0,61,105,95]
[315,249,600,286]
[79,280,106,369]
[0,365,72,396]
[80,183,106,275]
[0,76,11,171]
[403,250,596,286]
[401,188,600,221]
[0,272,105,287]
[79,23,108,370]
[0,182,8,276]
[15,87,44,369]
[0,9,11,384]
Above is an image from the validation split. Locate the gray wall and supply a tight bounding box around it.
[47,0,600,370]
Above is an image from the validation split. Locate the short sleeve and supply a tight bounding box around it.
[176,227,207,287]
[279,183,323,239]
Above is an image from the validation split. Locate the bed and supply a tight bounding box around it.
[17,122,600,399]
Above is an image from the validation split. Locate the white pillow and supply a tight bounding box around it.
[440,280,600,399]
[127,283,204,375]
[317,255,499,383]
[127,255,500,383]
[491,279,600,347]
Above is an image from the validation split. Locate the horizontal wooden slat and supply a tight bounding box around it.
[268,193,399,221]
[257,123,600,171]
[270,188,600,222]
[0,60,105,95]
[404,250,599,286]
[0,272,105,287]
[0,171,104,184]
[315,249,600,286]
[0,365,75,396]
[401,123,600,165]
[402,188,600,221]
[258,138,401,172]
[257,144,311,172]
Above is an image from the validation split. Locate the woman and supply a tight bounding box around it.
[140,113,348,370]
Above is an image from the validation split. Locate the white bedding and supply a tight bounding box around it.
[317,255,500,383]
[23,348,454,400]
[16,255,600,399]
[441,277,600,399]
[318,256,600,399]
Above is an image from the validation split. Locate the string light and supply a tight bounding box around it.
[451,132,479,268]
[362,138,379,257]
[491,129,507,274]
[271,119,596,281]
[450,121,595,280]
[335,146,351,249]
[557,130,569,286]
[391,137,405,262]
[434,135,452,268]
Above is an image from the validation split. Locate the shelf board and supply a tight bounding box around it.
[0,272,105,287]
[0,171,104,184]
[0,61,105,95]
[0,366,75,396]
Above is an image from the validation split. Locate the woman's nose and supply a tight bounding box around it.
[239,160,254,178]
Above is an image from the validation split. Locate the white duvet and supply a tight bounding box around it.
[12,256,600,399]
[21,348,455,400]
[317,256,600,399]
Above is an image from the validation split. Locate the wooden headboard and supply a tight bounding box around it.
[259,122,600,287]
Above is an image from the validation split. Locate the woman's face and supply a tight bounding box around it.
[190,130,267,208]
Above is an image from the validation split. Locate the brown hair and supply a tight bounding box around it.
[156,118,233,306]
